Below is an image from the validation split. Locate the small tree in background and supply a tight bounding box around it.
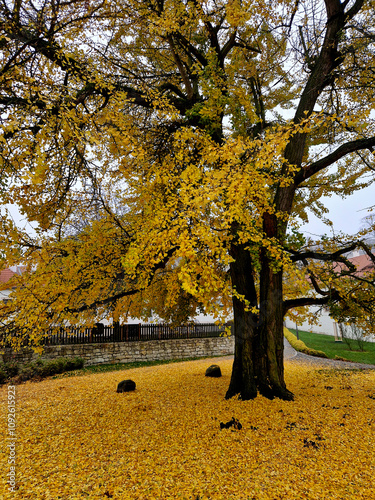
[338,323,365,352]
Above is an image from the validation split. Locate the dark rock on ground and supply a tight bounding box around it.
[117,379,136,393]
[205,364,222,377]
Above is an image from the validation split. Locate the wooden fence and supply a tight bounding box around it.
[43,323,227,345]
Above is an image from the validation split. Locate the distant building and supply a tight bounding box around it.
[0,266,25,303]
[285,252,375,342]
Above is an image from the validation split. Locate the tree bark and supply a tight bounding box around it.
[225,240,294,401]
[233,175,296,402]
[225,242,258,400]
[254,253,293,400]
[255,214,294,400]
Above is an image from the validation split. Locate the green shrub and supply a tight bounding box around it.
[43,358,67,375]
[34,360,53,377]
[0,367,7,385]
[35,357,84,377]
[3,361,19,378]
[63,358,76,371]
[64,357,84,371]
[0,356,85,384]
[77,357,85,368]
[284,328,328,358]
[18,365,39,382]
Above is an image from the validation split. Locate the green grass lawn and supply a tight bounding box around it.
[288,329,375,365]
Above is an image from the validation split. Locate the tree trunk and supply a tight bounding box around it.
[225,242,258,400]
[254,213,294,400]
[253,253,294,400]
[226,225,294,401]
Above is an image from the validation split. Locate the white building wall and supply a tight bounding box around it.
[0,288,12,302]
[285,307,336,336]
[285,307,375,342]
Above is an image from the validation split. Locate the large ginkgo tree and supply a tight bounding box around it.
[1,0,375,400]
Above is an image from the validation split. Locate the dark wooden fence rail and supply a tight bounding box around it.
[43,323,227,345]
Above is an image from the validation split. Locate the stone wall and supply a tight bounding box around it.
[1,337,234,366]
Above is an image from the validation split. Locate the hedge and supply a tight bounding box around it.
[283,328,328,358]
[0,357,85,385]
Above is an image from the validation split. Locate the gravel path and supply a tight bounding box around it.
[284,337,375,370]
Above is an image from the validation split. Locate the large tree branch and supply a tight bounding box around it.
[167,36,194,99]
[288,242,358,264]
[232,38,261,54]
[283,292,339,315]
[304,264,331,296]
[284,238,375,315]
[2,22,154,108]
[358,241,375,267]
[66,287,141,314]
[220,31,237,61]
[1,20,198,121]
[277,0,347,213]
[64,247,177,314]
[295,136,375,184]
[345,0,365,20]
[172,32,208,67]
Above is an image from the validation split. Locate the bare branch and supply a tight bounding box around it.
[295,136,375,185]
[283,293,339,314]
[288,242,358,264]
[64,247,177,314]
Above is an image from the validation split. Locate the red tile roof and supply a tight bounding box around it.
[334,254,375,277]
[349,254,374,274]
[0,268,16,284]
[0,266,26,285]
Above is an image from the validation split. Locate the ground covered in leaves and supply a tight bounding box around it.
[1,358,375,499]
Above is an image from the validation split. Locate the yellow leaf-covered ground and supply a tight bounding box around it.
[1,358,375,500]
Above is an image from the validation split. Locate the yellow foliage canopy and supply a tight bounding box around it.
[1,0,375,399]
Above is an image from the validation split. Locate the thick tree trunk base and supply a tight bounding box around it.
[227,240,294,401]
[225,377,258,401]
[257,382,294,401]
[225,340,294,401]
[225,379,294,401]
[225,338,258,400]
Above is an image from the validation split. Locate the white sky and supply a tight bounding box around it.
[6,184,374,240]
[301,184,375,237]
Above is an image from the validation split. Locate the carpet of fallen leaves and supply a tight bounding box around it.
[1,358,375,500]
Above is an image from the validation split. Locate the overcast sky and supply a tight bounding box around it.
[302,184,375,238]
[6,181,374,241]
